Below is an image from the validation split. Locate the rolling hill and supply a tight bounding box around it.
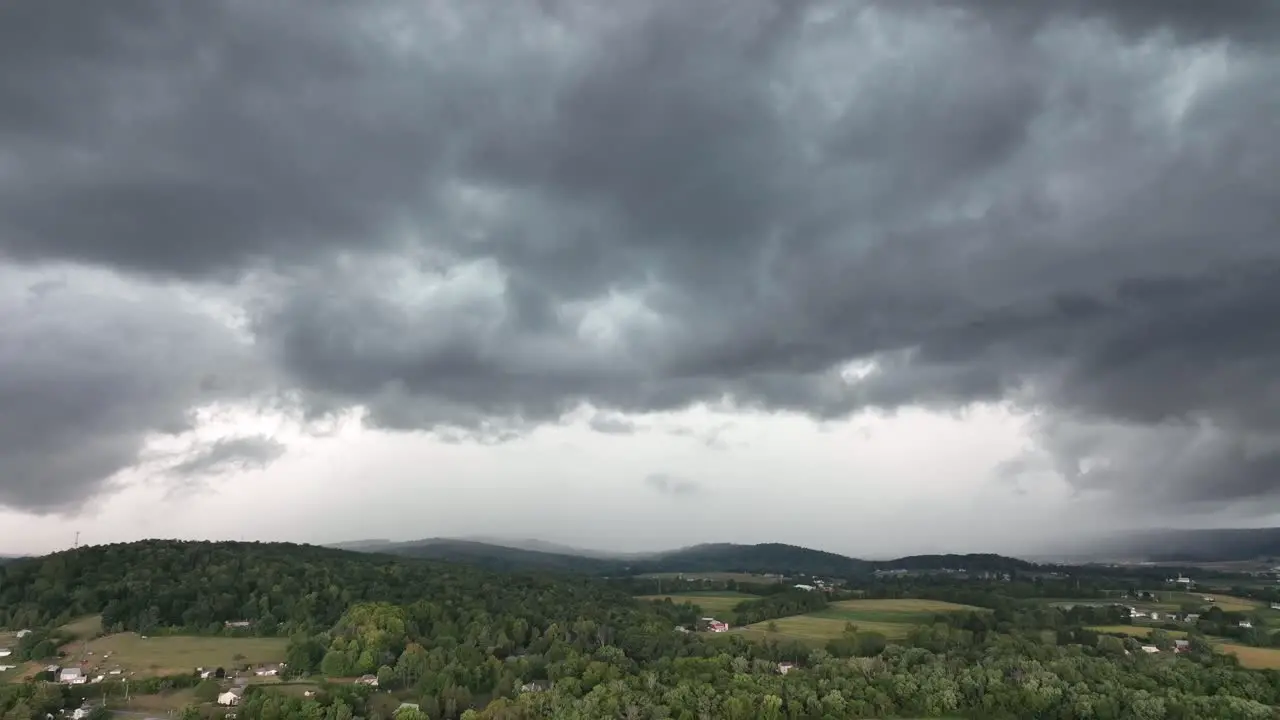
[1070,527,1280,563]
[332,537,1040,578]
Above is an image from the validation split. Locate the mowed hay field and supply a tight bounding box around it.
[60,632,288,678]
[735,616,915,644]
[815,598,984,623]
[735,598,982,646]
[1165,592,1263,613]
[1087,625,1189,639]
[1218,644,1280,670]
[637,592,755,617]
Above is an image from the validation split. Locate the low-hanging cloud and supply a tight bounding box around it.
[2,0,1279,514]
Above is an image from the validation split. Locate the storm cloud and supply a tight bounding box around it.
[2,0,1279,513]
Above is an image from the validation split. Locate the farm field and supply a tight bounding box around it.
[637,593,753,617]
[811,598,984,625]
[1087,625,1189,639]
[733,615,914,644]
[59,631,288,678]
[636,572,787,583]
[1164,592,1263,612]
[61,615,105,640]
[1217,644,1280,670]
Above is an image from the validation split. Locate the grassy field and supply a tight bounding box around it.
[733,615,915,644]
[61,615,105,640]
[1087,625,1189,639]
[1217,644,1280,669]
[1164,592,1263,613]
[637,572,787,583]
[811,599,984,625]
[637,593,753,617]
[59,632,288,678]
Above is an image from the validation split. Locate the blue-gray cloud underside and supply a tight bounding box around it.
[2,0,1279,512]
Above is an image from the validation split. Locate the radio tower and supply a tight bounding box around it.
[74,531,79,549]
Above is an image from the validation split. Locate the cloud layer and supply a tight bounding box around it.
[2,0,1279,513]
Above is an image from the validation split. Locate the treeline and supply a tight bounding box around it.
[732,590,829,625]
[0,540,645,637]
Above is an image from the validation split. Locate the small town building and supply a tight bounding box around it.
[218,689,244,706]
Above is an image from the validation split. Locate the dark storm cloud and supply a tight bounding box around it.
[167,436,287,477]
[917,0,1280,45]
[0,271,265,512]
[3,0,1280,512]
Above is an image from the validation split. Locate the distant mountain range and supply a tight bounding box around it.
[326,537,1039,577]
[1068,527,1280,564]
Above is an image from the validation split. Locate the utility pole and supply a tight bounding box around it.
[74,531,79,549]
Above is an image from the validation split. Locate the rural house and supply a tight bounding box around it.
[357,674,379,687]
[59,667,86,685]
[777,662,795,675]
[218,688,244,706]
[254,664,282,676]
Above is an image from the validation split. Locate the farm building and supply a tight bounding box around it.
[357,674,379,687]
[1140,646,1160,654]
[0,649,10,658]
[793,584,816,591]
[777,662,795,675]
[218,689,244,706]
[14,630,30,638]
[59,667,87,685]
[254,663,282,676]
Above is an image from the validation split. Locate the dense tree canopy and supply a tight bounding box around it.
[4,540,1280,719]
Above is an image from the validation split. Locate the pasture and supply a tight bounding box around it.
[59,632,288,678]
[636,572,787,583]
[1164,592,1262,613]
[1217,644,1280,670]
[61,615,104,640]
[637,592,754,617]
[1087,625,1189,639]
[734,615,915,644]
[812,598,984,625]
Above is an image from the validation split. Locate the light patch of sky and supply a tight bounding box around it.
[0,399,1092,558]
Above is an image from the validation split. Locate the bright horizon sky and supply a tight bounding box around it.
[3,1,1280,557]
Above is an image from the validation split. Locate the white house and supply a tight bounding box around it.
[777,662,795,675]
[218,689,243,706]
[793,584,816,592]
[1140,645,1160,654]
[1240,620,1253,629]
[59,668,87,685]
[14,630,30,638]
[0,650,10,658]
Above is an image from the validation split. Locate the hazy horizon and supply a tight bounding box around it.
[4,1,1279,557]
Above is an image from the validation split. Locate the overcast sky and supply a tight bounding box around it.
[3,0,1279,558]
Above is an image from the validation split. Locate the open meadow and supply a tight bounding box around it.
[1217,644,1280,670]
[636,592,756,618]
[636,572,787,583]
[1087,625,1189,639]
[733,615,915,644]
[811,598,984,625]
[1179,593,1264,613]
[59,631,288,678]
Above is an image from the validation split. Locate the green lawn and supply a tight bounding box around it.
[637,594,750,618]
[60,632,288,678]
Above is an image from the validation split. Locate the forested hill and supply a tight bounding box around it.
[0,539,645,635]
[352,538,1039,577]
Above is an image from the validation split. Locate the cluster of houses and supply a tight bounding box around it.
[1138,639,1192,655]
[699,617,729,633]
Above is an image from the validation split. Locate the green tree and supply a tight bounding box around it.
[194,678,221,703]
